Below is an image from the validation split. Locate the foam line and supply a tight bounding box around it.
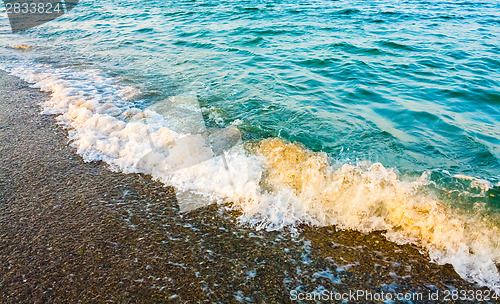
[2,63,499,292]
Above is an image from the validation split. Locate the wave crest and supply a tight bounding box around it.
[3,63,499,293]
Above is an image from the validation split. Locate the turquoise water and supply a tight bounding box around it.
[1,0,500,291]
[2,0,499,179]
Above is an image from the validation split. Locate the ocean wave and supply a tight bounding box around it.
[2,63,499,293]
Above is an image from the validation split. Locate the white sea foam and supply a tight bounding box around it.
[2,63,499,293]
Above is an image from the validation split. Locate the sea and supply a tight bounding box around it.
[1,0,499,294]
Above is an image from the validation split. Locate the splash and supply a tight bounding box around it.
[253,138,500,291]
[2,63,499,292]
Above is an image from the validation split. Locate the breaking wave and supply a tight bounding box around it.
[2,63,499,292]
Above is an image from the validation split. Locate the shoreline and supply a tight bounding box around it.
[0,70,491,303]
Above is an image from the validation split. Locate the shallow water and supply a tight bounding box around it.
[1,0,499,293]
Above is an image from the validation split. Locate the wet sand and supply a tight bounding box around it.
[0,71,490,303]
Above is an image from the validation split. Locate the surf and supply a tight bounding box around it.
[2,62,499,293]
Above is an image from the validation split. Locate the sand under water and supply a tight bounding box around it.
[0,72,495,303]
